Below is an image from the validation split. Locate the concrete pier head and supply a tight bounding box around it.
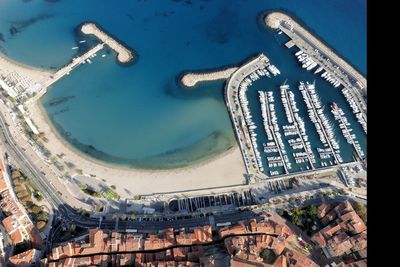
[81,23,134,64]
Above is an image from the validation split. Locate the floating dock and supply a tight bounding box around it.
[285,40,295,48]
[81,22,134,64]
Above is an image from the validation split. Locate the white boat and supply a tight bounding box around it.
[102,54,106,58]
[295,50,303,56]
[72,46,79,50]
[79,40,86,43]
[307,62,318,71]
[314,66,323,74]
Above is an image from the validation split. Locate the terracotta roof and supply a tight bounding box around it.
[2,216,16,233]
[273,255,287,267]
[0,179,7,192]
[346,259,367,267]
[9,248,41,265]
[10,229,24,245]
[318,203,333,219]
[284,249,318,267]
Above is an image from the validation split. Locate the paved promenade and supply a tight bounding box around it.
[224,54,269,179]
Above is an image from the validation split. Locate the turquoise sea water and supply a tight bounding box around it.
[0,0,366,169]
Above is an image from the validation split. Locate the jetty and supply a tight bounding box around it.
[181,67,238,88]
[265,12,367,123]
[81,23,134,64]
[225,54,270,179]
[43,43,105,88]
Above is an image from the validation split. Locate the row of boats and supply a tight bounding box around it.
[331,103,365,158]
[280,84,315,167]
[341,88,367,134]
[295,50,341,88]
[259,90,292,175]
[299,81,343,164]
[237,73,264,173]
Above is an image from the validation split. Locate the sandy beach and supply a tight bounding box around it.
[0,51,246,200]
[0,53,52,83]
[29,97,247,197]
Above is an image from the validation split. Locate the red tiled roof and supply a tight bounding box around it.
[9,249,40,265]
[10,230,23,244]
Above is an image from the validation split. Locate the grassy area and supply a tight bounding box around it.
[102,188,120,201]
[80,184,120,200]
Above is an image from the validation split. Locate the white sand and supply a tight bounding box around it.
[0,53,247,199]
[0,53,52,83]
[28,96,247,197]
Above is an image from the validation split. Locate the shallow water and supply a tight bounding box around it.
[0,0,366,169]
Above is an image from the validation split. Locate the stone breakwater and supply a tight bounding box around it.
[265,12,366,89]
[181,67,238,88]
[81,22,134,63]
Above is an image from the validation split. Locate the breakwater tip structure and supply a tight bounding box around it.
[81,22,134,64]
[265,12,284,29]
[264,12,367,92]
[180,67,239,88]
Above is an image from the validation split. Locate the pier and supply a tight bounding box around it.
[331,103,365,160]
[300,82,341,164]
[261,91,289,174]
[280,84,315,169]
[181,67,238,88]
[81,23,134,64]
[225,54,270,178]
[43,43,105,88]
[265,12,367,124]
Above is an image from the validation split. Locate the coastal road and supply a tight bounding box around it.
[0,111,261,232]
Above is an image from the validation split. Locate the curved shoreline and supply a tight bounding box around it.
[25,92,246,196]
[0,52,53,82]
[37,101,239,173]
[0,48,246,197]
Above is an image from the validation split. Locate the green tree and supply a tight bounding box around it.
[308,204,318,219]
[37,211,49,221]
[71,223,77,232]
[337,188,346,195]
[33,191,43,201]
[260,249,276,264]
[291,208,303,227]
[352,202,367,223]
[31,205,42,214]
[36,221,46,230]
[11,170,22,179]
